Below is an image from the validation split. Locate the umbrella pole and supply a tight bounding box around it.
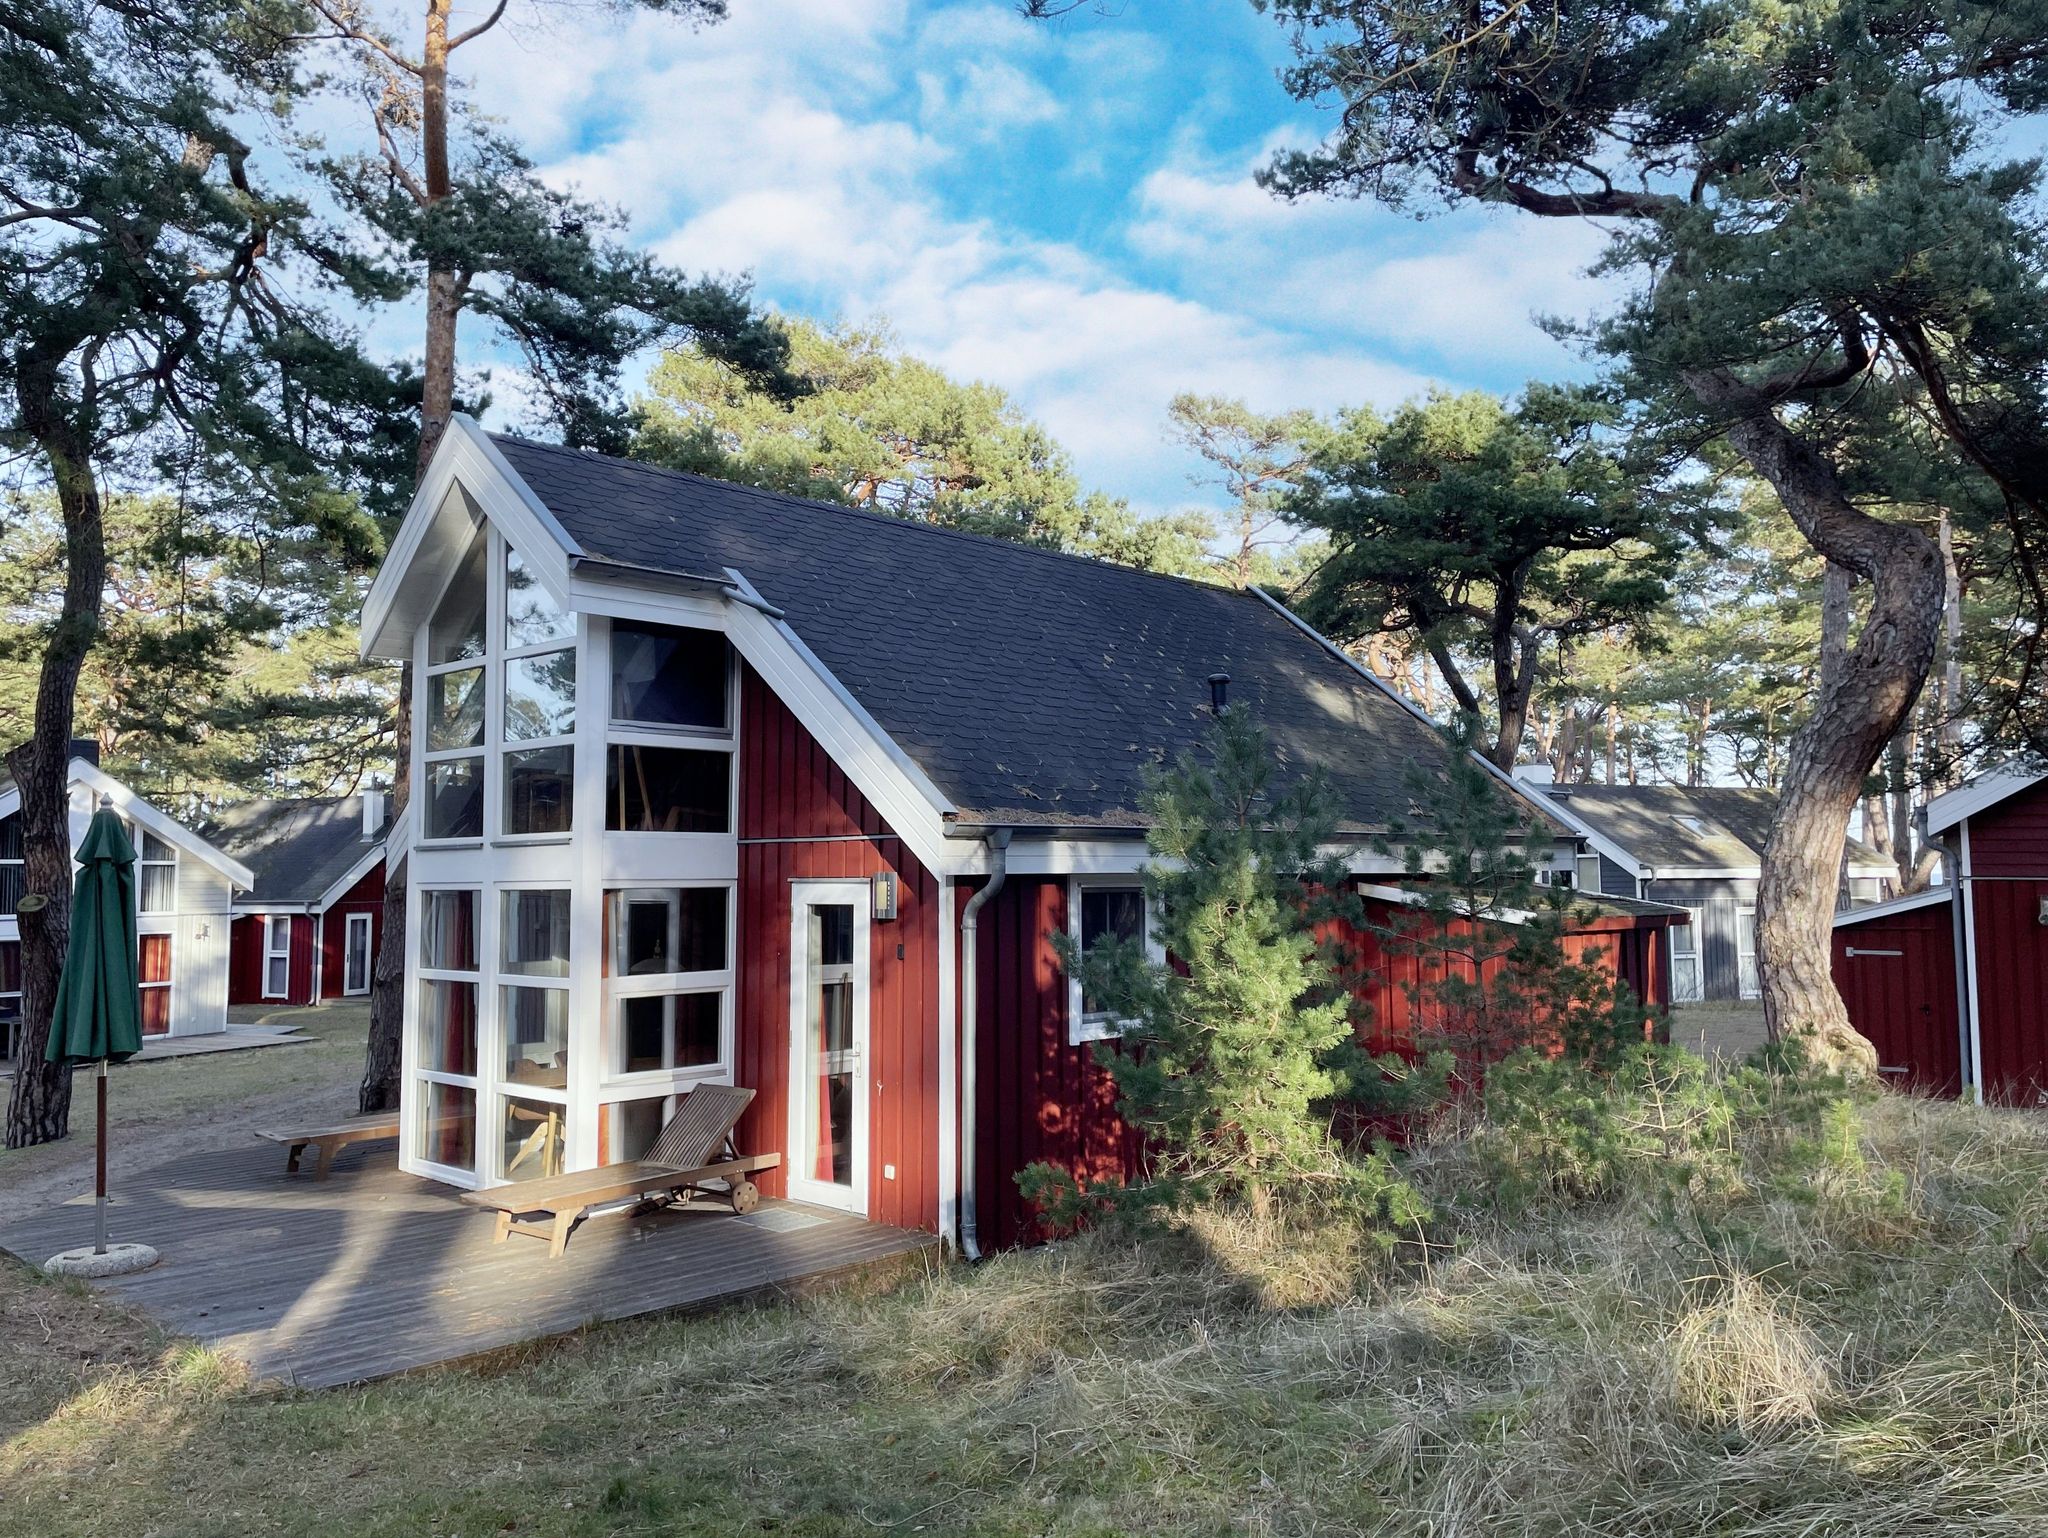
[95,1059,108,1256]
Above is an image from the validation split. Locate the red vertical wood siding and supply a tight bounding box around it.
[1968,878,2048,1104]
[226,913,317,1006]
[1966,780,2048,878]
[317,862,386,1001]
[959,874,1134,1251]
[1831,902,1962,1096]
[734,665,942,1233]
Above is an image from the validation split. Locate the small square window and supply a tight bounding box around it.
[501,889,571,977]
[620,991,722,1074]
[612,888,729,976]
[504,746,573,836]
[425,758,484,840]
[610,622,729,730]
[606,744,729,833]
[427,667,485,751]
[505,651,576,741]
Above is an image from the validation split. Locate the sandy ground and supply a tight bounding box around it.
[0,1002,370,1228]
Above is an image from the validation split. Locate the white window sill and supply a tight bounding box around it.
[1069,1017,1130,1047]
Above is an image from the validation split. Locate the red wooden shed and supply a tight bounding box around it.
[1832,767,2048,1103]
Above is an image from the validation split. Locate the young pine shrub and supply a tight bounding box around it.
[1023,703,1428,1265]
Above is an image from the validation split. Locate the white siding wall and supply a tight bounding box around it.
[166,857,236,1037]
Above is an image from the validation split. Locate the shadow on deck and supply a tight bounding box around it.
[0,1140,937,1389]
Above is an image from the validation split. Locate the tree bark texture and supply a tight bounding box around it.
[5,380,104,1147]
[1705,388,1943,1075]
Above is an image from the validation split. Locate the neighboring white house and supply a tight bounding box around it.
[0,754,254,1054]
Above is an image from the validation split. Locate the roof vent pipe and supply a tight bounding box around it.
[1208,672,1231,714]
[957,828,1011,1260]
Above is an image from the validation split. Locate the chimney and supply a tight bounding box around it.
[363,789,387,841]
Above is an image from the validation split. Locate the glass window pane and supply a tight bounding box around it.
[425,758,483,840]
[138,864,175,914]
[609,1095,671,1163]
[613,888,728,976]
[501,889,570,976]
[421,1081,476,1171]
[427,667,485,751]
[504,746,573,836]
[427,532,487,666]
[505,650,576,741]
[1080,889,1144,951]
[140,933,172,984]
[610,622,728,729]
[140,830,174,862]
[606,745,729,833]
[0,814,21,861]
[419,890,478,972]
[500,1094,566,1181]
[140,983,171,1035]
[506,547,574,650]
[502,985,569,1085]
[620,992,722,1073]
[0,939,19,999]
[418,979,478,1075]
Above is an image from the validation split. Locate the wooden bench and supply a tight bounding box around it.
[461,1151,782,1258]
[256,1115,401,1180]
[459,1083,777,1259]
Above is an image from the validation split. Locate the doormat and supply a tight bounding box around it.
[737,1208,832,1234]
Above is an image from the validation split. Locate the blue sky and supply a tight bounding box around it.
[453,0,1615,515]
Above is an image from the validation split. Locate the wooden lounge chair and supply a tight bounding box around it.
[460,1083,779,1259]
[257,1113,401,1180]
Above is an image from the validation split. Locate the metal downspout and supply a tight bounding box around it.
[957,830,1010,1260]
[1928,824,1977,1100]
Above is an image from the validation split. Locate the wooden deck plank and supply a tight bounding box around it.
[0,1143,936,1389]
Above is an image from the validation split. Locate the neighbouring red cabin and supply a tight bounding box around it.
[1833,768,2048,1103]
[206,794,390,1009]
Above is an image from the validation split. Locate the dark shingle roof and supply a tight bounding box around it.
[491,435,1484,835]
[202,797,384,905]
[1551,784,1888,871]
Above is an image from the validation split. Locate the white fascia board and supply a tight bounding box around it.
[360,415,580,661]
[722,570,961,879]
[1356,880,1538,926]
[69,761,256,890]
[1831,887,1953,927]
[1520,790,1650,882]
[1925,767,2048,836]
[231,900,317,915]
[312,842,387,914]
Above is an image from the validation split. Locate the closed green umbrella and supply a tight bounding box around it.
[44,798,152,1271]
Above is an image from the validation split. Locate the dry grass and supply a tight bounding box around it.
[6,1084,2048,1535]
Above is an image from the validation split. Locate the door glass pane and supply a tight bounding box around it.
[610,622,728,729]
[500,1094,566,1181]
[421,1081,477,1171]
[427,532,487,666]
[345,918,372,993]
[505,547,575,650]
[504,650,576,740]
[803,902,857,1188]
[427,667,485,751]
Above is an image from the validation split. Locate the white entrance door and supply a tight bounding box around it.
[343,912,374,996]
[786,882,869,1214]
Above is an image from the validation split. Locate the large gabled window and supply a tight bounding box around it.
[422,530,489,841]
[501,547,575,837]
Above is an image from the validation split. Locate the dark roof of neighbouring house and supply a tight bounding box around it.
[202,796,386,906]
[1546,784,1890,873]
[491,434,1537,837]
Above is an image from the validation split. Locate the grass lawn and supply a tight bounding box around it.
[7,1085,2048,1536]
[0,1002,369,1223]
[1666,1000,1771,1060]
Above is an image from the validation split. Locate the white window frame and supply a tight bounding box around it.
[411,884,484,1181]
[494,882,574,1182]
[0,812,23,914]
[1737,904,1761,999]
[499,543,578,844]
[342,911,374,996]
[136,826,178,915]
[603,882,735,1091]
[0,937,19,1061]
[262,915,293,1000]
[420,527,492,847]
[1669,907,1705,1004]
[138,924,174,1033]
[1067,874,1164,1046]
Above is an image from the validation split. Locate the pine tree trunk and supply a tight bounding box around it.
[5,388,104,1148]
[1703,388,1943,1075]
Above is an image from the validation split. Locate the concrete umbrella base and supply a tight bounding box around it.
[45,1242,159,1278]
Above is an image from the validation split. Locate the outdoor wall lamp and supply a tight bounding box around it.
[872,870,900,922]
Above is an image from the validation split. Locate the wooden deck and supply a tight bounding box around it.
[0,1139,937,1389]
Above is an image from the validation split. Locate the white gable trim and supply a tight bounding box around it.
[1831,887,1952,927]
[313,842,387,914]
[1924,767,2048,837]
[1516,789,1651,889]
[28,760,256,889]
[361,415,582,661]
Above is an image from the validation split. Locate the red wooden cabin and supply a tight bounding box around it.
[1832,768,2048,1102]
[356,417,1686,1252]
